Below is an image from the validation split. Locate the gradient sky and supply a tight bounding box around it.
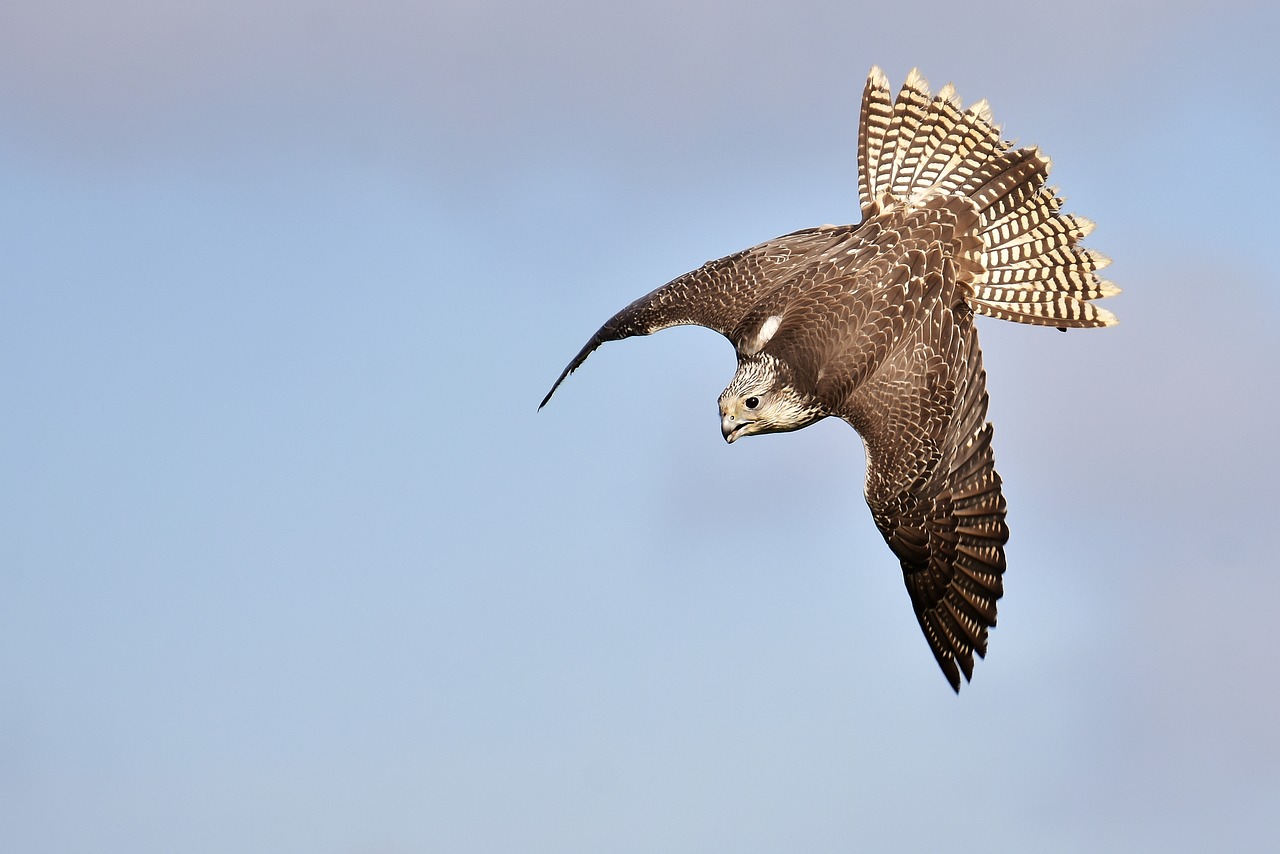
[3,2,1278,852]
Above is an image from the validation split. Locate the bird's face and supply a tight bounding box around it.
[718,356,823,443]
[719,387,771,443]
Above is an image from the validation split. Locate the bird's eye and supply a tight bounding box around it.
[745,396,760,410]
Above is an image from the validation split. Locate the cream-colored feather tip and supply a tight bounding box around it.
[968,98,993,124]
[904,67,930,96]
[1082,248,1112,271]
[1069,216,1097,239]
[1094,305,1120,326]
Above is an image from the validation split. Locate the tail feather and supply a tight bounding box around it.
[890,81,945,199]
[909,84,965,193]
[974,170,1055,242]
[988,208,1095,251]
[858,67,894,218]
[958,148,1043,210]
[879,68,933,201]
[928,102,1006,197]
[857,67,1120,329]
[970,296,1117,327]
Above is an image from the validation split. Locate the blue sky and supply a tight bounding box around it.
[3,2,1278,852]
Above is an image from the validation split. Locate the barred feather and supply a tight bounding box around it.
[858,67,894,217]
[856,68,1120,328]
[883,68,934,200]
[970,296,1117,327]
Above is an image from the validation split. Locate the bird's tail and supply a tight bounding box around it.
[858,67,1119,328]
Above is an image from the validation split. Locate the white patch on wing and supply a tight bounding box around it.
[744,315,782,354]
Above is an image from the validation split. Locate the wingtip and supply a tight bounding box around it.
[941,659,963,693]
[538,372,569,411]
[539,329,609,411]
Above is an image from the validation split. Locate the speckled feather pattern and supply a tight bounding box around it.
[542,68,1118,691]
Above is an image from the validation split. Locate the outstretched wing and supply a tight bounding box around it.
[840,271,1008,691]
[539,226,854,408]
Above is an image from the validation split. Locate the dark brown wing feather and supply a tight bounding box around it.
[838,261,1008,692]
[539,226,857,408]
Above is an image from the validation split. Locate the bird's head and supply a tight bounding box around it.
[718,355,825,443]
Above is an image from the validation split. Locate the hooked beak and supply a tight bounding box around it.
[721,414,750,443]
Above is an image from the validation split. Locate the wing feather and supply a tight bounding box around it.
[539,226,857,408]
[840,274,1008,692]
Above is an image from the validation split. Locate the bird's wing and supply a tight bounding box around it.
[839,269,1008,691]
[540,226,856,408]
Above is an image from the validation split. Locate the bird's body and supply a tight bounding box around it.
[541,68,1118,691]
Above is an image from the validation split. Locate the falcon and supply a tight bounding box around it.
[540,68,1119,691]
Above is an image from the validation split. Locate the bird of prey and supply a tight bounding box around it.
[540,68,1119,691]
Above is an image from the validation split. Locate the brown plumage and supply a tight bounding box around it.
[541,67,1119,691]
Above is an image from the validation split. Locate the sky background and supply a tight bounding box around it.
[3,1,1279,852]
